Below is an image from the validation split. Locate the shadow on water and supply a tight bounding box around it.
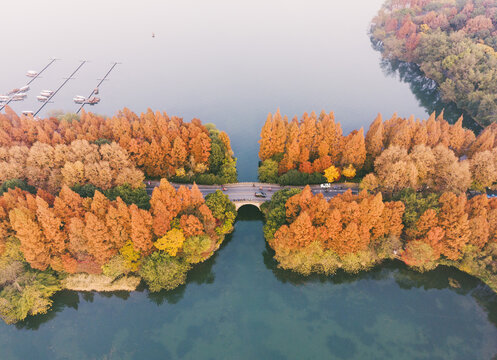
[263,240,497,329]
[394,262,497,328]
[145,242,225,306]
[145,242,228,306]
[14,290,80,330]
[378,57,482,133]
[16,289,136,330]
[146,284,187,306]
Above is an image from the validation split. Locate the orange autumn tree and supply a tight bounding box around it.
[365,114,384,158]
[272,211,315,251]
[150,180,179,236]
[466,195,490,249]
[437,192,470,260]
[340,128,366,169]
[9,205,51,271]
[129,204,154,255]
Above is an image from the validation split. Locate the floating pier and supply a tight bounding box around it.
[33,61,87,117]
[75,62,119,114]
[0,58,57,112]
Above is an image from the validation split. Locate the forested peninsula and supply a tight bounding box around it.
[260,109,497,293]
[370,0,497,127]
[0,108,237,324]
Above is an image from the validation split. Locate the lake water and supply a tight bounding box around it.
[1,1,495,359]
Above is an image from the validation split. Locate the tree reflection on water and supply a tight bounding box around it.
[379,59,482,133]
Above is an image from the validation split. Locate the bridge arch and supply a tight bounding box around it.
[233,201,264,211]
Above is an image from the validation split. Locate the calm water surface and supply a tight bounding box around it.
[1,1,495,359]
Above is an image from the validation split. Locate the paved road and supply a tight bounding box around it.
[145,181,359,202]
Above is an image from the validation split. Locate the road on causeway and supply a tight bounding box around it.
[145,182,359,203]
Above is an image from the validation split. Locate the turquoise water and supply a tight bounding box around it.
[0,1,495,358]
[0,207,496,359]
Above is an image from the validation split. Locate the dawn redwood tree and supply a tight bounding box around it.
[437,192,470,260]
[150,179,180,237]
[466,195,490,249]
[449,117,472,156]
[9,206,50,270]
[413,208,443,258]
[53,186,85,226]
[130,204,154,255]
[273,211,315,251]
[365,114,384,158]
[271,111,288,158]
[412,121,428,147]
[340,128,366,169]
[258,114,274,161]
[335,222,363,255]
[105,198,131,250]
[35,196,65,266]
[317,209,342,250]
[180,214,204,238]
[84,212,115,266]
[189,183,205,208]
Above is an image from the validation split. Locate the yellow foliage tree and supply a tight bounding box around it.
[175,167,186,177]
[419,24,430,33]
[342,164,356,178]
[119,240,141,272]
[324,165,340,183]
[154,228,185,256]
